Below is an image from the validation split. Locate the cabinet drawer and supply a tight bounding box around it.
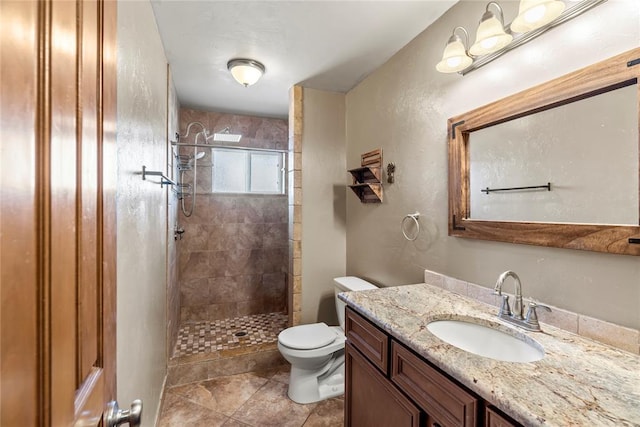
[485,406,520,427]
[345,307,389,374]
[391,342,477,427]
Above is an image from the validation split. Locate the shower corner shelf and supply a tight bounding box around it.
[348,148,383,203]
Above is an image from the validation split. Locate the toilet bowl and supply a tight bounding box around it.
[277,276,377,404]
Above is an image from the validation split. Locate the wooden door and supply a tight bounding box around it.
[0,0,117,425]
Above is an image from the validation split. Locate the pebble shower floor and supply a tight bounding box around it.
[173,312,288,357]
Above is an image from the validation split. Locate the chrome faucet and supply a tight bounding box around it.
[492,270,551,332]
[494,270,524,320]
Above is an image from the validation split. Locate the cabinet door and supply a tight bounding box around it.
[392,342,477,427]
[345,343,421,427]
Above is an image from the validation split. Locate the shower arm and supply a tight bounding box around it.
[180,121,209,140]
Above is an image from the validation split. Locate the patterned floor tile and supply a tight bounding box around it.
[174,312,287,358]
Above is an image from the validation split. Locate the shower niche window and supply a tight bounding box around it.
[212,148,285,195]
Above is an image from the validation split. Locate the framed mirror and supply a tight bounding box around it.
[448,48,640,255]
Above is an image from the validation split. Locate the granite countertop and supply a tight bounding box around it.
[339,283,640,427]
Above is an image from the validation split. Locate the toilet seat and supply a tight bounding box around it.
[278,322,337,350]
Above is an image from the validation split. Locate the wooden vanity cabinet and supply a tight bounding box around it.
[345,307,521,427]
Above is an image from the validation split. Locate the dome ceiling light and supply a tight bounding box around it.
[227,58,265,87]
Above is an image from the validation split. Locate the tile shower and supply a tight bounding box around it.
[169,108,289,385]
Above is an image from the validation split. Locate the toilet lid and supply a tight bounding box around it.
[278,322,337,350]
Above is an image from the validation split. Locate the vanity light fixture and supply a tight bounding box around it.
[511,0,566,33]
[227,58,265,87]
[469,2,512,56]
[436,0,607,75]
[436,27,473,74]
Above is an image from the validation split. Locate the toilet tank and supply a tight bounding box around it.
[334,276,378,330]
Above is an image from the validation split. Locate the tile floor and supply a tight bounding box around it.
[157,365,344,427]
[174,312,288,358]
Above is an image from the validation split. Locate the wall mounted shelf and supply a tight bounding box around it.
[349,149,383,203]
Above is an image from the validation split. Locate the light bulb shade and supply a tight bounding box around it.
[511,0,565,33]
[469,12,513,56]
[227,59,265,87]
[436,34,473,73]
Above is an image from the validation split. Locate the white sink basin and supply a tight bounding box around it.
[427,319,544,363]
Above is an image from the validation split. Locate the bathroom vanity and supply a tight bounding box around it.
[341,284,640,426]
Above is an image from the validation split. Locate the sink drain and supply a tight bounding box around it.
[234,331,248,337]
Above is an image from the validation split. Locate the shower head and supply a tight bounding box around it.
[212,127,242,143]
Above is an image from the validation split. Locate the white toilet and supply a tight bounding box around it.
[277,276,378,404]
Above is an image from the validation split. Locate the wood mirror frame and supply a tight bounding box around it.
[448,47,640,256]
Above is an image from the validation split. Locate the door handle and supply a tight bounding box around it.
[105,399,143,427]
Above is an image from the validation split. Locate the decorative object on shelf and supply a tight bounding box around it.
[141,166,176,187]
[227,58,265,87]
[482,182,551,194]
[349,148,383,203]
[386,162,396,184]
[436,0,606,75]
[401,212,420,241]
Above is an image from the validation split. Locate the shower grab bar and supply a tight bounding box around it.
[141,166,176,187]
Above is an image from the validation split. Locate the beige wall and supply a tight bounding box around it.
[117,1,170,424]
[346,0,640,329]
[301,88,347,324]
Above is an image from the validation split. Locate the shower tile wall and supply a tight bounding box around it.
[178,109,288,322]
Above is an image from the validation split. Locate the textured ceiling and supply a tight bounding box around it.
[151,1,457,118]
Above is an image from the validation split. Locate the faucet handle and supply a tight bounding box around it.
[497,295,512,318]
[525,300,552,330]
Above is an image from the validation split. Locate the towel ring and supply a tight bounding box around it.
[401,212,420,241]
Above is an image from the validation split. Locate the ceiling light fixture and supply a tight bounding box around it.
[436,0,606,75]
[469,2,512,56]
[227,58,265,87]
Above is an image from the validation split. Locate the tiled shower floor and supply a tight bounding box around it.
[173,312,288,358]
